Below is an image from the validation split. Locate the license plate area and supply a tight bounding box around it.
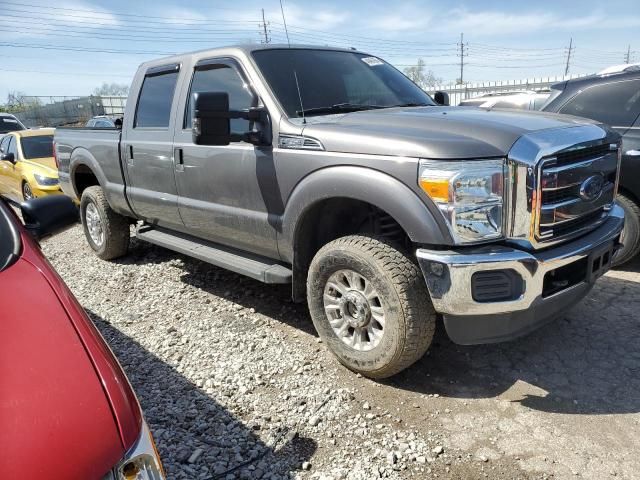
[588,241,614,283]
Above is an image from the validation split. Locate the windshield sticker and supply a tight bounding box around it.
[361,56,384,66]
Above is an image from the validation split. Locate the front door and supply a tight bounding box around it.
[121,64,183,227]
[172,58,279,259]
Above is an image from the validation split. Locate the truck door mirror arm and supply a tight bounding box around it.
[192,91,271,147]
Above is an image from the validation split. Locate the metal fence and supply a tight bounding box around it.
[12,96,127,127]
[428,74,590,106]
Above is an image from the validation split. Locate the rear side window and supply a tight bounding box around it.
[184,64,254,135]
[135,69,179,128]
[559,79,640,127]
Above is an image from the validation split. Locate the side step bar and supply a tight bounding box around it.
[135,225,292,284]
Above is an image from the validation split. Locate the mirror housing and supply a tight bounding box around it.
[20,196,79,240]
[192,91,232,146]
[192,91,271,147]
[1,152,15,163]
[434,91,450,106]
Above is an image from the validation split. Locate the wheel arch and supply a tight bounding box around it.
[280,166,450,300]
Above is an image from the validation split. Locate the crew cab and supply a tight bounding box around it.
[0,195,164,479]
[55,45,624,378]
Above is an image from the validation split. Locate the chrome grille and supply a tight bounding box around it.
[535,143,619,243]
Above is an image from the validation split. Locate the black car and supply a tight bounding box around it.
[542,68,640,265]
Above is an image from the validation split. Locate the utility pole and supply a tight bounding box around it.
[259,8,270,44]
[457,33,467,85]
[564,38,573,77]
[625,44,631,63]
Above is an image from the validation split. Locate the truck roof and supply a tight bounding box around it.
[138,44,365,69]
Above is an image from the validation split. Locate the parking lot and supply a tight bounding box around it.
[40,224,640,480]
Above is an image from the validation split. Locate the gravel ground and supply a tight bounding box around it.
[42,225,640,480]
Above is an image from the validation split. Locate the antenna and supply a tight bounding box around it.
[294,71,306,124]
[279,0,305,124]
[279,0,291,47]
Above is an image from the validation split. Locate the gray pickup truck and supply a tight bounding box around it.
[55,45,624,378]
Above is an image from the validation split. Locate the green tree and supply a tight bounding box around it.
[403,59,442,90]
[92,83,129,96]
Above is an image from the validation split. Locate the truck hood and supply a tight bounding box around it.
[300,106,600,158]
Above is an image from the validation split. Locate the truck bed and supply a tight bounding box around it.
[54,127,133,217]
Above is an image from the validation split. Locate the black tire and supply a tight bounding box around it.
[22,182,34,200]
[615,192,640,266]
[307,235,436,378]
[80,186,130,260]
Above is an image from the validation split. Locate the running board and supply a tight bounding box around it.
[135,226,292,284]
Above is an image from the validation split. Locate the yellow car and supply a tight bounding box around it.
[0,128,61,201]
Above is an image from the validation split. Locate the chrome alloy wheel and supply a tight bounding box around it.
[22,182,34,200]
[85,202,105,247]
[323,269,386,351]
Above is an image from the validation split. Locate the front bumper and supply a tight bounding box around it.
[416,204,624,345]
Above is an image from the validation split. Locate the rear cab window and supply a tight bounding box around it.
[134,65,180,128]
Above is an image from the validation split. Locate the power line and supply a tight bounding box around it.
[0,68,131,77]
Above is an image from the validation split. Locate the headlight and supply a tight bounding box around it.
[419,159,506,243]
[103,420,165,480]
[34,173,59,186]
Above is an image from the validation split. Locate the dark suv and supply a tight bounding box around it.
[542,68,640,265]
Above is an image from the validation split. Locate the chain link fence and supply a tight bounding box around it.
[11,96,127,127]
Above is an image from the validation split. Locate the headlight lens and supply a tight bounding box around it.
[103,420,165,480]
[34,173,59,186]
[419,159,506,243]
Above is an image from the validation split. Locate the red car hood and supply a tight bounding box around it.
[0,231,140,478]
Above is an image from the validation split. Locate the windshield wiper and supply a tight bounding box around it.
[389,102,432,107]
[297,103,387,116]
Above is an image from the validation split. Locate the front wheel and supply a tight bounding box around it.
[615,192,640,266]
[80,186,130,260]
[22,181,34,200]
[307,235,436,378]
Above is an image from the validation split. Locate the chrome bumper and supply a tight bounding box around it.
[416,204,624,344]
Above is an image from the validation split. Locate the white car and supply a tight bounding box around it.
[459,90,551,110]
[0,113,27,136]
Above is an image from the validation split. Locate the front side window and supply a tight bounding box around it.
[559,79,640,127]
[252,49,435,118]
[135,69,179,128]
[185,63,254,135]
[0,136,10,153]
[20,135,54,159]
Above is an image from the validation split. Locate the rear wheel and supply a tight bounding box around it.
[80,186,130,260]
[307,235,436,378]
[615,192,640,266]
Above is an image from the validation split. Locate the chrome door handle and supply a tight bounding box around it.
[174,147,184,172]
[626,150,640,156]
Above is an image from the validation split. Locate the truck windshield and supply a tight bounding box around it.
[252,49,435,118]
[20,135,54,159]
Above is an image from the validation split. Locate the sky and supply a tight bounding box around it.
[0,0,639,101]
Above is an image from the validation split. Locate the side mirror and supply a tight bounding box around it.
[434,91,450,106]
[20,196,79,240]
[1,152,15,163]
[192,91,231,146]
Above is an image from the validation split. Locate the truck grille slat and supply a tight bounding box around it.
[535,143,618,244]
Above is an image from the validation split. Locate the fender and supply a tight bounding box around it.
[68,148,134,217]
[279,165,452,262]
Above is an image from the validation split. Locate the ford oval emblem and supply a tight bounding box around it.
[579,174,605,201]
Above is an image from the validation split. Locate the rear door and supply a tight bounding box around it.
[171,57,279,258]
[120,64,183,227]
[3,136,21,200]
